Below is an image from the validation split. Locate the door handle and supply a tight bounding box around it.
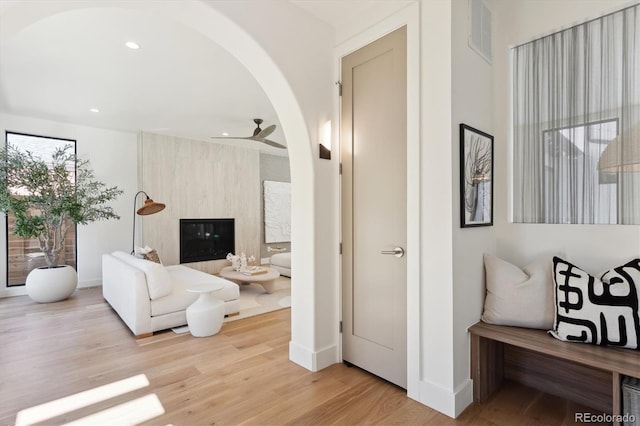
[380,247,405,258]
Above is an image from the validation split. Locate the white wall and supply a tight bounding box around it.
[416,0,495,416]
[207,1,338,367]
[451,0,496,401]
[0,113,137,296]
[417,0,456,411]
[492,0,640,274]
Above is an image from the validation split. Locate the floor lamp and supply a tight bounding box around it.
[131,190,166,254]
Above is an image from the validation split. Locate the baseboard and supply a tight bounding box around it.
[416,378,473,418]
[454,379,474,416]
[289,341,339,372]
[289,341,314,370]
[78,279,101,289]
[0,280,102,298]
[314,344,339,370]
[0,287,26,298]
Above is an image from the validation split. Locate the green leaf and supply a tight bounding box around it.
[0,143,123,266]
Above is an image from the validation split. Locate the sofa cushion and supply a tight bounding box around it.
[270,252,291,269]
[111,251,172,300]
[150,281,198,317]
[165,265,239,301]
[481,254,555,330]
[550,257,640,349]
[150,266,240,317]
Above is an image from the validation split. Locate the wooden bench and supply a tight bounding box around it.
[469,322,639,421]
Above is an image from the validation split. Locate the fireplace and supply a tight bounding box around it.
[179,218,235,264]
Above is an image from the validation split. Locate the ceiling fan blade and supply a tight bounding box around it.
[256,124,276,139]
[211,135,285,149]
[211,136,252,140]
[257,138,286,149]
[211,120,282,148]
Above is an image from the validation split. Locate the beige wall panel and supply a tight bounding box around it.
[140,132,261,274]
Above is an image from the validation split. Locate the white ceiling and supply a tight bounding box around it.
[0,1,412,155]
[291,0,414,42]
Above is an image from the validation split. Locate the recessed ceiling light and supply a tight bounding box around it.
[222,132,229,136]
[125,41,140,50]
[89,108,100,113]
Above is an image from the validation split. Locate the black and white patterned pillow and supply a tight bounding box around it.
[550,257,640,350]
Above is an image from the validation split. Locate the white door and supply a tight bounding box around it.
[341,27,407,389]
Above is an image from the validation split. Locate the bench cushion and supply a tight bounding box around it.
[550,257,640,350]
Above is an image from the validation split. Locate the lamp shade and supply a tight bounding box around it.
[131,191,166,254]
[137,198,166,215]
[598,122,640,173]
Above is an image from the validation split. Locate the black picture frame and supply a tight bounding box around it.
[460,124,494,228]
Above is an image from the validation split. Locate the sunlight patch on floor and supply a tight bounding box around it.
[62,394,165,426]
[15,374,158,426]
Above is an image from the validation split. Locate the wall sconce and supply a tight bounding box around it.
[319,120,331,160]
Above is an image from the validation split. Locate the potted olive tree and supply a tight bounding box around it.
[0,143,122,302]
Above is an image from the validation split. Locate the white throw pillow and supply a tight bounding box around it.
[481,254,555,329]
[112,251,172,300]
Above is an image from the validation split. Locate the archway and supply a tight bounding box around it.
[0,0,316,366]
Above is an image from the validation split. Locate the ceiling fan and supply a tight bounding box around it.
[214,118,285,149]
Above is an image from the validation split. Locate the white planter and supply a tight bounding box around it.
[26,265,78,303]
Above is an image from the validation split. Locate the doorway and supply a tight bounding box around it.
[341,26,407,389]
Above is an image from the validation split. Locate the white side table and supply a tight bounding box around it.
[186,282,225,337]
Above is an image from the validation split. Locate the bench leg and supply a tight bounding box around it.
[471,334,504,402]
[612,372,621,426]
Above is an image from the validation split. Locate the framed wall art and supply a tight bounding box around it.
[460,124,494,228]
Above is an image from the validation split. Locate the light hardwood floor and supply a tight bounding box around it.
[0,287,603,426]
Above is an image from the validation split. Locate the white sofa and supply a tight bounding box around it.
[102,251,239,338]
[269,252,291,277]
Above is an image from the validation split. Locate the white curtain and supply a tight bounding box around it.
[512,5,640,224]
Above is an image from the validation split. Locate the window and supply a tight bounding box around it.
[542,119,618,224]
[512,5,639,224]
[5,132,77,286]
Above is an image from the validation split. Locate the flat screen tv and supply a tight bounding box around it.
[179,218,235,264]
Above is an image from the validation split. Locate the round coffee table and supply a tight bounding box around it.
[219,266,281,293]
[185,282,225,337]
